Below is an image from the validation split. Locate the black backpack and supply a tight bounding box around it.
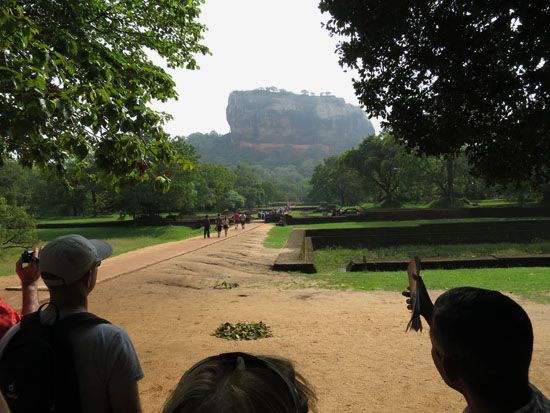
[0,304,110,413]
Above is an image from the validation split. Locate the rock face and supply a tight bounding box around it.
[226,90,374,154]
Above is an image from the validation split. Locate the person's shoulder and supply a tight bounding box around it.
[72,313,131,341]
[526,384,550,413]
[91,321,126,334]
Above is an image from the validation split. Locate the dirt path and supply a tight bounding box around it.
[4,223,550,412]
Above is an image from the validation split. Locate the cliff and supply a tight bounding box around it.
[226,89,374,154]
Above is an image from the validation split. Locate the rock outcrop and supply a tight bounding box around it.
[226,89,374,154]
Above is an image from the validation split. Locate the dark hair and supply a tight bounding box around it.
[431,287,533,394]
[162,353,316,413]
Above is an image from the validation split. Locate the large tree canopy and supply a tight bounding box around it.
[320,0,549,185]
[1,0,208,186]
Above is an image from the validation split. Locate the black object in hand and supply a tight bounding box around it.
[406,257,423,332]
[21,250,35,263]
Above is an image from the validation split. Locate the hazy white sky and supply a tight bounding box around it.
[152,0,380,137]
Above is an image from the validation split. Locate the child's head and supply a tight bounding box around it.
[430,287,533,396]
[163,352,315,413]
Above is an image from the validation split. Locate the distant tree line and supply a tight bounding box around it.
[309,134,544,208]
[0,139,288,221]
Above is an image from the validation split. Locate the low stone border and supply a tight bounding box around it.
[346,255,550,272]
[284,206,550,225]
[272,230,316,273]
[306,219,550,249]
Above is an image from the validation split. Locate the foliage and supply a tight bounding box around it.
[212,321,273,341]
[343,134,420,206]
[1,0,208,186]
[320,0,550,185]
[0,161,34,207]
[308,156,364,205]
[234,164,267,208]
[213,281,239,289]
[185,133,315,201]
[0,197,37,255]
[194,163,237,211]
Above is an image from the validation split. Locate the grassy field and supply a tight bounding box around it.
[314,242,550,269]
[266,219,550,303]
[37,214,130,224]
[286,210,325,218]
[303,266,550,303]
[263,217,549,249]
[0,226,202,277]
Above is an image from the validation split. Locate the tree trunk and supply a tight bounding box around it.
[91,189,97,216]
[446,156,455,202]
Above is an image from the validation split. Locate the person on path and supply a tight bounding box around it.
[222,216,229,237]
[233,211,240,230]
[215,214,222,238]
[240,212,246,230]
[203,215,211,239]
[0,234,144,413]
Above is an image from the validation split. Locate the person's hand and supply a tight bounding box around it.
[402,273,434,327]
[16,248,41,287]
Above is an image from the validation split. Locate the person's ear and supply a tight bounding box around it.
[83,267,97,293]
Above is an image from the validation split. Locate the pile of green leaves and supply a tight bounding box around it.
[213,281,240,289]
[213,321,272,341]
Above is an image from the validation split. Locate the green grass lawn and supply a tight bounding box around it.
[266,219,550,303]
[303,266,550,304]
[37,214,131,224]
[314,242,550,270]
[0,226,202,277]
[287,210,325,218]
[312,243,550,304]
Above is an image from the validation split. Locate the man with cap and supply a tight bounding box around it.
[0,234,144,413]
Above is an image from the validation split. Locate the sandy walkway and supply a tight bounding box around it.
[3,223,550,412]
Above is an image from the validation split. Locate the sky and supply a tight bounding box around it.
[152,0,380,137]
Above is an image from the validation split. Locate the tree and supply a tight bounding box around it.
[419,154,473,207]
[308,156,364,205]
[0,161,34,207]
[0,197,36,255]
[343,135,421,207]
[320,1,549,185]
[114,138,199,216]
[1,0,208,186]
[234,164,266,208]
[194,164,237,211]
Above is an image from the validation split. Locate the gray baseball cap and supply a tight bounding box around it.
[39,234,112,287]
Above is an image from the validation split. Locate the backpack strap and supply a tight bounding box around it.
[19,304,110,332]
[56,312,111,330]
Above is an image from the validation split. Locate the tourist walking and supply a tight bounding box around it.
[222,216,229,237]
[215,214,222,238]
[233,211,240,230]
[203,215,211,239]
[240,212,246,230]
